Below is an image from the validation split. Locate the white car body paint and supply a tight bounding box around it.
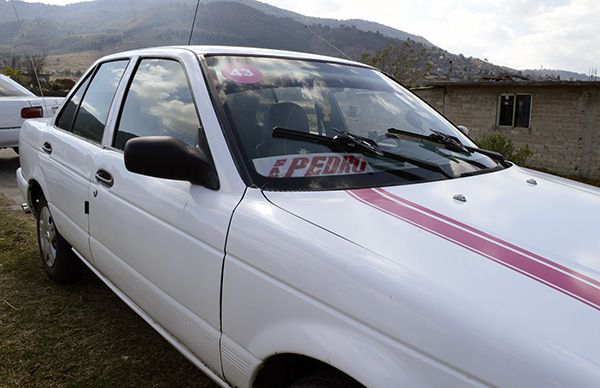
[17,46,600,388]
[0,74,63,148]
[259,168,600,387]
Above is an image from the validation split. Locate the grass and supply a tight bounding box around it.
[0,195,216,387]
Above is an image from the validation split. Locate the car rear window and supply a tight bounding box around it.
[71,60,129,143]
[0,74,34,97]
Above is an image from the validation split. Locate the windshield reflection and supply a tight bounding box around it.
[205,55,499,191]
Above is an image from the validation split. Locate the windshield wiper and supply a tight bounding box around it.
[272,126,454,178]
[331,127,384,156]
[386,128,507,163]
[386,127,469,153]
[429,130,469,153]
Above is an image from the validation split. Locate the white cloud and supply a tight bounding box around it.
[260,0,598,73]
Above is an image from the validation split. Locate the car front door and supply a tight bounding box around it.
[88,56,244,377]
[41,60,129,259]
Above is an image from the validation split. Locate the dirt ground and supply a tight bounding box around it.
[0,148,22,209]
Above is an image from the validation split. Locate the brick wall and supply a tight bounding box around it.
[413,84,600,179]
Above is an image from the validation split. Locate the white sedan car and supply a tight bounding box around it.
[16,46,600,387]
[0,74,63,153]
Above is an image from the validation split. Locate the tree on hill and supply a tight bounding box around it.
[361,41,432,87]
[1,54,49,94]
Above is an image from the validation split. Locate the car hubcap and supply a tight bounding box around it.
[39,206,57,267]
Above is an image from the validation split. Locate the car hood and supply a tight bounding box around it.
[262,165,600,383]
[263,164,600,314]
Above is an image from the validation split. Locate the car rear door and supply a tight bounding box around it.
[88,53,244,377]
[40,60,130,260]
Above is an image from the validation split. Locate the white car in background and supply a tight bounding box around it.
[0,74,63,153]
[16,46,600,388]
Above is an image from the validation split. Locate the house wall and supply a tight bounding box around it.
[413,85,600,179]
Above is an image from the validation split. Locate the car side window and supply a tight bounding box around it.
[55,75,92,132]
[113,58,201,150]
[70,60,129,143]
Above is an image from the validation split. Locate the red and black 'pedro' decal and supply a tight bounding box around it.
[348,188,600,310]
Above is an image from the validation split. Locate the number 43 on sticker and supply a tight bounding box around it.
[222,63,263,84]
[230,68,254,77]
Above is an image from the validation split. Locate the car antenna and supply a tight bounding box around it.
[9,0,48,114]
[188,0,201,45]
[303,20,353,61]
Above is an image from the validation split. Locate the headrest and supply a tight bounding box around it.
[265,102,309,133]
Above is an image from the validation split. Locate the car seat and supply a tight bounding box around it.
[263,102,311,156]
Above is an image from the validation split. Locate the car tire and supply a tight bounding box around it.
[12,147,19,154]
[289,373,362,388]
[36,198,83,283]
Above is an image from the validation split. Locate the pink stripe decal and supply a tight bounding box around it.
[373,187,600,289]
[349,188,600,310]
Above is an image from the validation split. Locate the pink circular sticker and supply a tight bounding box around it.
[221,63,263,84]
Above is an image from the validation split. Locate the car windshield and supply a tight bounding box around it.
[0,74,35,97]
[203,55,504,191]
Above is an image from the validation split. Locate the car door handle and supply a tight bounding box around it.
[95,169,114,188]
[42,142,52,154]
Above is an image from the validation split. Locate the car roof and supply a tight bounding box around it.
[99,45,372,69]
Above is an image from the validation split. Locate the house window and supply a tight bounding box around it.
[497,94,532,128]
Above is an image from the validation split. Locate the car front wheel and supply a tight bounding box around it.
[37,199,83,283]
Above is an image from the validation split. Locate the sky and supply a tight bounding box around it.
[21,0,600,74]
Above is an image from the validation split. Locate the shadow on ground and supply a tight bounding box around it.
[0,148,21,207]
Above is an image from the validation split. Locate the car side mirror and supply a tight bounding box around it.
[124,136,219,190]
[457,125,470,136]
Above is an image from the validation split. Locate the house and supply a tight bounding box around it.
[412,81,600,179]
